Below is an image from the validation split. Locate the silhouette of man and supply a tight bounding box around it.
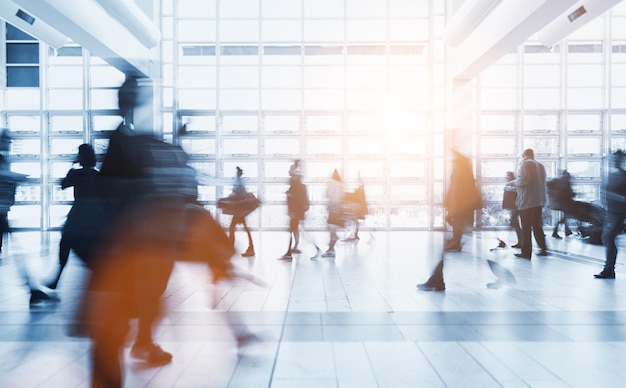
[595,150,626,279]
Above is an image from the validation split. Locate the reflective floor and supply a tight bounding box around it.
[1,228,625,387]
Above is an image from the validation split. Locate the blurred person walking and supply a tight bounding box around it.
[322,169,345,258]
[280,160,308,260]
[443,150,482,252]
[595,150,626,279]
[547,169,575,239]
[46,143,102,290]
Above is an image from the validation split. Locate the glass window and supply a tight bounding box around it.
[178,0,216,18]
[306,137,343,155]
[222,115,258,132]
[8,205,41,228]
[304,21,345,42]
[180,138,217,156]
[263,115,300,133]
[90,89,118,109]
[304,89,344,110]
[49,89,84,110]
[219,89,259,110]
[347,0,386,18]
[6,43,39,63]
[181,115,217,132]
[389,184,428,202]
[92,115,123,131]
[7,67,39,87]
[523,114,558,132]
[481,160,518,179]
[567,160,601,178]
[93,138,110,155]
[264,138,300,156]
[347,137,385,156]
[389,205,429,228]
[304,66,344,88]
[223,161,258,178]
[481,137,516,156]
[10,138,40,156]
[567,114,601,132]
[9,115,40,133]
[389,19,429,41]
[347,20,387,42]
[222,138,258,155]
[567,88,603,110]
[263,0,301,18]
[389,136,426,156]
[480,114,516,132]
[389,65,428,87]
[48,66,83,88]
[567,137,602,155]
[611,114,626,132]
[11,162,41,178]
[261,89,302,110]
[348,114,386,133]
[262,66,301,88]
[481,88,517,110]
[523,88,560,110]
[389,0,428,18]
[305,161,343,179]
[179,45,216,65]
[220,0,258,18]
[90,66,125,88]
[524,65,560,87]
[178,20,217,42]
[220,20,260,42]
[389,160,426,179]
[522,137,559,155]
[568,64,602,87]
[347,65,386,88]
[177,66,216,88]
[219,66,259,88]
[262,21,302,42]
[345,160,385,180]
[264,162,295,180]
[304,0,344,18]
[50,138,84,156]
[179,89,217,109]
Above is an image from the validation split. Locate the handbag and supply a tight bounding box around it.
[502,190,517,210]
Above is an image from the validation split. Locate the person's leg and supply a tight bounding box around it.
[599,212,624,276]
[324,224,338,257]
[241,218,255,256]
[292,219,300,250]
[48,236,71,289]
[518,208,533,257]
[228,218,237,246]
[510,209,522,246]
[531,207,548,253]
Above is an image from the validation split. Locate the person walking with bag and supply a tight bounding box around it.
[280,160,308,260]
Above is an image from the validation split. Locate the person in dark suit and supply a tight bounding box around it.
[595,150,626,279]
[513,148,548,259]
[46,143,102,289]
[281,160,308,260]
[443,150,481,252]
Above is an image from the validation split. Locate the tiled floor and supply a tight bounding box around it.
[1,227,626,387]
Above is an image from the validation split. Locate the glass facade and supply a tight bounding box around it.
[2,0,626,231]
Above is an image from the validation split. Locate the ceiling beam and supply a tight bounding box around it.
[450,0,578,81]
[10,0,158,77]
